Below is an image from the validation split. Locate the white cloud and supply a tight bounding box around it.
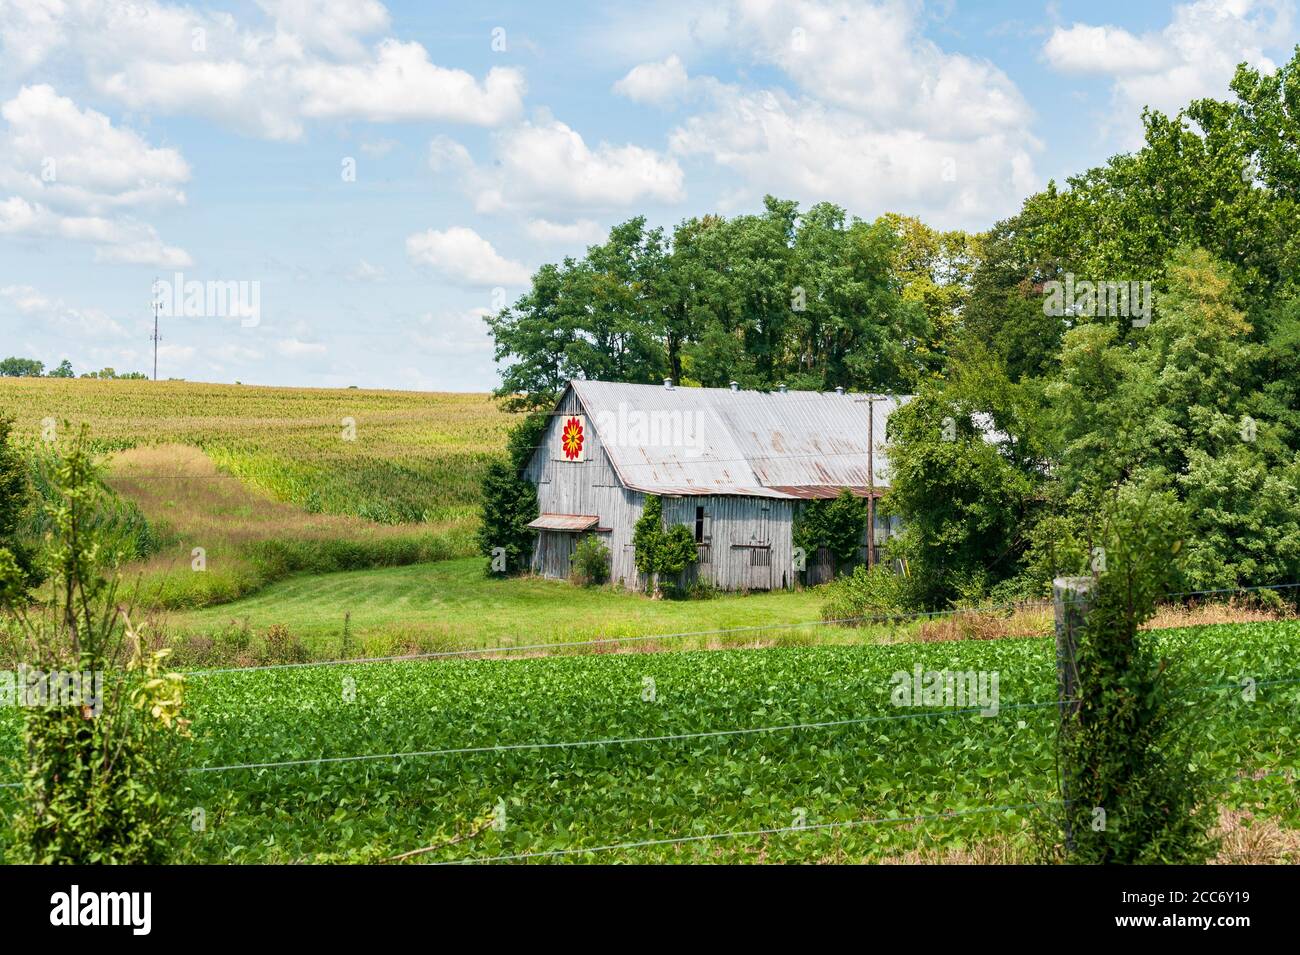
[523,218,607,246]
[296,41,526,125]
[440,116,685,214]
[1,84,190,211]
[671,85,1037,229]
[406,227,531,287]
[0,283,127,338]
[348,259,387,282]
[2,1,525,140]
[722,0,1032,138]
[1043,0,1294,144]
[613,54,691,106]
[633,0,1040,229]
[1042,25,1174,75]
[256,0,390,59]
[0,85,191,267]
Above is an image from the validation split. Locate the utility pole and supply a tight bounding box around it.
[866,394,876,569]
[857,394,878,569]
[150,277,161,381]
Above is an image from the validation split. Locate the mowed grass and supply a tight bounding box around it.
[171,556,844,658]
[0,377,512,529]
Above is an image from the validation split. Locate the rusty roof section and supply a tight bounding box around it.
[528,513,601,531]
[566,380,911,499]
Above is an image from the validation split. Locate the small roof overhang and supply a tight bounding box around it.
[528,513,600,532]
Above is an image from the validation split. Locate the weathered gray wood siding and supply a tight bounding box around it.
[659,495,794,591]
[525,389,646,584]
[525,390,799,591]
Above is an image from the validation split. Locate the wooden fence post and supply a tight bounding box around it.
[1053,576,1092,855]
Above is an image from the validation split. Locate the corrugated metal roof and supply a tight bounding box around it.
[528,513,601,531]
[567,380,911,499]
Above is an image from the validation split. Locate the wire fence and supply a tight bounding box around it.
[180,578,1300,678]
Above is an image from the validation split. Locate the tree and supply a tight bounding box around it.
[632,495,697,597]
[0,357,44,377]
[0,414,41,588]
[793,488,867,574]
[1058,487,1215,864]
[476,413,545,576]
[47,360,74,379]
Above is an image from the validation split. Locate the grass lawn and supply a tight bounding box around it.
[170,556,853,657]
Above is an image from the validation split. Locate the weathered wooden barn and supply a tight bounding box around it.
[524,379,910,591]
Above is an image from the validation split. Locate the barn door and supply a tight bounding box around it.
[747,506,771,590]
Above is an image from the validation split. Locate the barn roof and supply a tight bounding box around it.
[565,380,912,500]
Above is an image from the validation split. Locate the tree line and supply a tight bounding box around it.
[0,357,147,379]
[486,46,1300,605]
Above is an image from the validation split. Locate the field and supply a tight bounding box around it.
[0,378,512,528]
[168,556,838,661]
[3,619,1294,863]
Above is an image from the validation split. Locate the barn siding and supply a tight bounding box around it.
[526,390,647,584]
[524,384,900,592]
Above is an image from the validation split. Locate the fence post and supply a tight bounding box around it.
[1053,576,1092,855]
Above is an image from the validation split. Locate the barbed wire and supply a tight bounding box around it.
[184,699,1062,777]
[184,598,1060,677]
[163,673,1300,780]
[432,761,1300,864]
[433,799,1055,865]
[182,576,1300,678]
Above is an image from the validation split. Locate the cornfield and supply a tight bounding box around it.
[0,378,513,528]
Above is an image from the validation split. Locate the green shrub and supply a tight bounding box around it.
[0,426,190,864]
[633,496,698,597]
[819,563,909,622]
[1056,486,1216,864]
[569,534,610,586]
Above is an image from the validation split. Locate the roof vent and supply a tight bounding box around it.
[777,383,787,394]
[729,381,739,392]
[663,378,674,390]
[835,386,844,395]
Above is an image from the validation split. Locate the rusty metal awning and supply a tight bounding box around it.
[528,514,600,532]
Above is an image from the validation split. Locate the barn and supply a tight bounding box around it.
[524,379,911,591]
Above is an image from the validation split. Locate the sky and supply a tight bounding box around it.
[0,0,1295,392]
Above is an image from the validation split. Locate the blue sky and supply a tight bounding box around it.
[0,0,1294,391]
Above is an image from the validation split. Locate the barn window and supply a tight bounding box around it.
[694,506,705,543]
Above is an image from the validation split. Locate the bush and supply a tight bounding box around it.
[0,426,190,863]
[793,489,867,575]
[476,456,538,577]
[632,496,698,597]
[819,563,909,622]
[1056,486,1216,864]
[569,534,610,586]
